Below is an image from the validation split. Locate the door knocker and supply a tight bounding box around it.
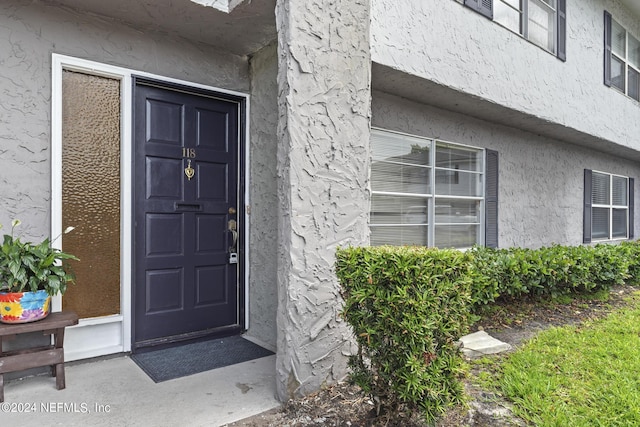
[184,159,195,181]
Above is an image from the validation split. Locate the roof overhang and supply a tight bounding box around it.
[620,0,640,18]
[43,0,277,56]
[372,62,640,162]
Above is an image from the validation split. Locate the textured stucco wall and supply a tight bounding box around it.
[373,90,640,249]
[274,0,371,400]
[246,42,279,350]
[0,0,249,239]
[370,0,640,151]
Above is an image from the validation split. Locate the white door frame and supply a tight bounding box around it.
[51,54,251,361]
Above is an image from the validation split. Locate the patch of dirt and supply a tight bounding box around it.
[226,285,639,427]
[473,285,637,347]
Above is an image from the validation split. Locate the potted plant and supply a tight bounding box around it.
[0,220,78,324]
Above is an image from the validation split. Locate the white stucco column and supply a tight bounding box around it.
[274,0,372,400]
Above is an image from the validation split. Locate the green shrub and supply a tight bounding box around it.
[468,243,635,309]
[617,241,640,285]
[336,246,471,424]
[336,241,639,424]
[466,246,501,306]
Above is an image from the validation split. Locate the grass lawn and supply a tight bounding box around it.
[498,291,640,426]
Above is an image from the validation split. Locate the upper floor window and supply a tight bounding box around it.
[464,0,566,60]
[604,12,640,102]
[369,129,499,249]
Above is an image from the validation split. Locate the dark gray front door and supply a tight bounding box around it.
[133,79,242,348]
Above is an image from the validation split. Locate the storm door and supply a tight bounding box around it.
[133,79,242,348]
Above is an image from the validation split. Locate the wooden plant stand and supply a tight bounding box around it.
[0,311,78,402]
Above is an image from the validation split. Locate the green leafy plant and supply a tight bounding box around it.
[468,243,635,310]
[336,246,471,424]
[336,241,640,424]
[0,220,78,296]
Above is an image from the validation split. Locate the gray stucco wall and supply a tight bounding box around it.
[246,42,278,350]
[274,0,371,400]
[370,0,640,152]
[372,90,640,249]
[0,0,249,238]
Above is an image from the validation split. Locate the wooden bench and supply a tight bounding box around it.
[0,311,78,402]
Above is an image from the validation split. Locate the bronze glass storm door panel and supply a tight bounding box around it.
[133,80,240,347]
[62,70,121,318]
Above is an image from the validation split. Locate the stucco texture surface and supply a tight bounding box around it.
[274,0,371,401]
[0,0,249,237]
[370,0,640,152]
[372,90,640,249]
[247,42,279,350]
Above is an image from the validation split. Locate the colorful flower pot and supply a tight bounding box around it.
[0,290,51,323]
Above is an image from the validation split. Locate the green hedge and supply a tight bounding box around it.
[469,242,640,307]
[617,241,640,285]
[336,241,640,423]
[336,246,472,424]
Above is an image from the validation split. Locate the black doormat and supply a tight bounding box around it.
[131,335,274,383]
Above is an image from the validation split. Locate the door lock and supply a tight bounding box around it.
[228,219,238,264]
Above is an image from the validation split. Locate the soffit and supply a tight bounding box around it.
[620,0,640,19]
[42,0,277,56]
[372,63,640,162]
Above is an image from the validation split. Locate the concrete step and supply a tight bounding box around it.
[458,331,512,358]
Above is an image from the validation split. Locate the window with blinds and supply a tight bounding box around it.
[591,171,629,240]
[370,129,485,249]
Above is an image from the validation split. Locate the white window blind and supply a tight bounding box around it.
[591,171,629,240]
[370,129,485,249]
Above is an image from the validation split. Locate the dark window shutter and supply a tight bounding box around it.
[629,177,634,239]
[485,149,498,248]
[604,11,612,87]
[584,169,592,243]
[557,0,566,61]
[464,0,493,19]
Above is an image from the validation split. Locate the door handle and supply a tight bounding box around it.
[228,219,238,264]
[228,220,238,252]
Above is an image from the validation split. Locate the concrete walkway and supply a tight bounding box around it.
[2,354,280,427]
[2,332,512,426]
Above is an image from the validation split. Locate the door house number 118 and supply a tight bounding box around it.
[182,148,196,158]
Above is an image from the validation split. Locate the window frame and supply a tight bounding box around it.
[369,128,489,249]
[464,0,566,60]
[495,0,557,53]
[584,169,635,243]
[604,11,640,102]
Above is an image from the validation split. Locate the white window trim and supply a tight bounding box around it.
[370,127,485,249]
[591,170,630,241]
[610,18,640,101]
[494,0,558,54]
